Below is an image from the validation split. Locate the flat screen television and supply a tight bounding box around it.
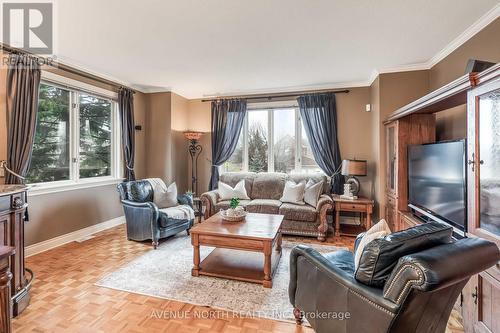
[408,140,467,233]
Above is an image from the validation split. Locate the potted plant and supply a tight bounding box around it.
[226,198,244,217]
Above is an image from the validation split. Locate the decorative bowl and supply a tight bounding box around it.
[220,210,247,222]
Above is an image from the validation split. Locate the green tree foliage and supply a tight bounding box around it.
[79,94,111,178]
[27,84,70,183]
[26,84,112,183]
[248,123,268,172]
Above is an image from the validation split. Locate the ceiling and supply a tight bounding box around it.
[45,1,500,97]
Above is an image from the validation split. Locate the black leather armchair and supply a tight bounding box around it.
[117,180,194,249]
[289,234,500,333]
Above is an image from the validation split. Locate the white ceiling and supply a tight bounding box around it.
[49,1,500,97]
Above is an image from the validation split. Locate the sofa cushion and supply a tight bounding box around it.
[355,221,453,287]
[215,200,251,212]
[219,172,256,196]
[280,180,306,205]
[279,203,317,222]
[147,178,178,208]
[218,179,250,200]
[246,199,282,214]
[288,173,330,194]
[324,250,355,275]
[251,173,287,200]
[304,179,324,207]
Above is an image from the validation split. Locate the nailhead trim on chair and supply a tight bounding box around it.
[300,255,395,316]
[383,264,424,304]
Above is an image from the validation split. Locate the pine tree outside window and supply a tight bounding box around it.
[27,73,121,189]
[222,107,321,174]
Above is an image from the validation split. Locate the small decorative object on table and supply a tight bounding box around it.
[340,159,367,200]
[220,198,247,222]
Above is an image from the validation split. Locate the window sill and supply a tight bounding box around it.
[27,178,124,196]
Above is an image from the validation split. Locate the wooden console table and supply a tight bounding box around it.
[0,185,31,317]
[0,246,14,333]
[332,195,374,236]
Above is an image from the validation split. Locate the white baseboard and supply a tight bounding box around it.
[26,216,125,257]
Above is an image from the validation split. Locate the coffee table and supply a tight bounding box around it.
[190,212,284,288]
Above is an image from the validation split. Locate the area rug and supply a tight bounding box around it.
[96,233,344,323]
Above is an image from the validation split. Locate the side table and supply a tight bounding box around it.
[332,195,374,236]
[193,197,203,223]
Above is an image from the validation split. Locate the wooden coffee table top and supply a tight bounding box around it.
[191,212,284,240]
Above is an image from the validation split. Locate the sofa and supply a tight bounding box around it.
[289,223,500,333]
[117,180,194,248]
[200,172,333,241]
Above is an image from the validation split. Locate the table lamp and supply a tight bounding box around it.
[340,159,367,199]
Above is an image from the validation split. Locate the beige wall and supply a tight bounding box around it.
[171,93,189,193]
[429,17,500,91]
[430,17,500,142]
[145,92,172,181]
[370,77,381,217]
[336,87,373,198]
[372,70,431,219]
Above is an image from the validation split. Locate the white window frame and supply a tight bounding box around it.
[28,71,122,196]
[226,101,321,174]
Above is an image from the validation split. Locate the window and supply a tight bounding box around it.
[223,107,322,174]
[27,76,120,187]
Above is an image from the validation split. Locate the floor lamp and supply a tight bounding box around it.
[184,131,203,196]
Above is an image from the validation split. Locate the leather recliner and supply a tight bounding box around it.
[289,231,500,333]
[117,180,194,248]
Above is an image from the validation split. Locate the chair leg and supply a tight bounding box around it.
[186,229,190,236]
[293,308,303,325]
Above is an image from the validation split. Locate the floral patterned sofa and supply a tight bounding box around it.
[200,172,333,241]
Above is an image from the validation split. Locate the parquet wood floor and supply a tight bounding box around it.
[12,223,463,333]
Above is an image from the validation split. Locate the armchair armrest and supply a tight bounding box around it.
[289,245,398,312]
[383,238,500,304]
[200,190,219,219]
[316,194,333,241]
[315,194,333,211]
[120,200,161,247]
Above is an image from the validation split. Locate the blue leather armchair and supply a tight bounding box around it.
[117,180,194,249]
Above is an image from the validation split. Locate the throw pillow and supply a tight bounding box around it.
[280,180,306,205]
[304,179,324,207]
[147,178,178,208]
[355,221,453,287]
[218,180,250,201]
[354,219,392,270]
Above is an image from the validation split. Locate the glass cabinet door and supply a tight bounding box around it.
[386,123,397,196]
[478,88,500,237]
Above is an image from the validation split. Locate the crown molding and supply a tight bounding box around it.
[428,3,500,68]
[368,4,499,86]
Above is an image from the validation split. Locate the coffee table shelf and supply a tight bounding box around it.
[190,212,284,288]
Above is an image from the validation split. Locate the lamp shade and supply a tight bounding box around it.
[341,159,367,176]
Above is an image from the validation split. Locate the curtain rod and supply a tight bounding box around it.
[0,43,137,93]
[201,89,349,102]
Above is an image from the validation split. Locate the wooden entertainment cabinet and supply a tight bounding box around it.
[384,64,500,333]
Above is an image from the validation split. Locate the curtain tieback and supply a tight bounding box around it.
[0,161,26,180]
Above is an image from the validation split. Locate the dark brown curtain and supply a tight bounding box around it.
[118,87,135,181]
[5,54,41,185]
